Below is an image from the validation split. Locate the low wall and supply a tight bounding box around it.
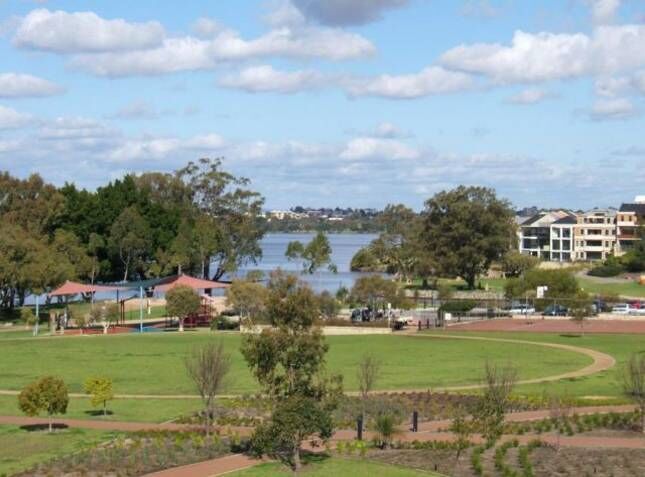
[240,325,392,335]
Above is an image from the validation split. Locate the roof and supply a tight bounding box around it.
[581,208,616,217]
[49,281,121,297]
[620,203,645,215]
[155,274,230,292]
[521,210,573,227]
[553,216,577,225]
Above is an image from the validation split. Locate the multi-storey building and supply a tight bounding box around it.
[518,210,575,260]
[616,199,645,256]
[550,215,576,262]
[574,209,617,261]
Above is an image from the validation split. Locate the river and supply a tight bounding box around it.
[232,232,378,293]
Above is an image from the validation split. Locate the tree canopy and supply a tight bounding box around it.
[422,186,516,289]
[0,159,266,309]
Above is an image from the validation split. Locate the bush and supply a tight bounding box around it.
[588,264,624,277]
[440,300,477,314]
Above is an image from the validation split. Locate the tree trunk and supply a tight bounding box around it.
[48,414,53,433]
[103,400,107,416]
[205,402,212,437]
[641,404,645,434]
[292,445,301,473]
[179,318,184,332]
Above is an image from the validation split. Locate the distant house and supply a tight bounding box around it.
[573,208,617,261]
[518,210,575,260]
[616,200,645,256]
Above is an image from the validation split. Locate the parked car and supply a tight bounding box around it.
[628,300,644,309]
[543,304,568,316]
[611,303,631,315]
[629,307,645,316]
[508,305,536,315]
[592,299,610,313]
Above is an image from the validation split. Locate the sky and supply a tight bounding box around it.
[0,0,644,210]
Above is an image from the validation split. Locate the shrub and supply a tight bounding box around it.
[588,264,624,277]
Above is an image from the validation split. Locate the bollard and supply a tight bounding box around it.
[418,320,421,331]
[426,319,430,329]
[412,411,418,432]
[357,415,363,441]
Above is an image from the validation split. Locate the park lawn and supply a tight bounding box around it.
[577,276,645,298]
[0,425,117,475]
[0,394,202,423]
[0,332,589,396]
[426,331,645,399]
[230,455,440,476]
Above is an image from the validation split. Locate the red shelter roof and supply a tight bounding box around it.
[49,281,122,297]
[156,274,230,292]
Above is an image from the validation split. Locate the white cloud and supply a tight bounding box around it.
[0,73,64,98]
[191,17,223,39]
[291,0,409,26]
[13,9,165,53]
[219,65,325,93]
[0,105,34,129]
[372,122,408,138]
[107,133,225,163]
[460,0,502,19]
[590,97,638,120]
[344,66,475,99]
[108,101,159,120]
[441,30,591,83]
[588,0,620,25]
[340,137,420,160]
[38,117,114,140]
[71,26,375,77]
[440,25,645,84]
[507,88,556,104]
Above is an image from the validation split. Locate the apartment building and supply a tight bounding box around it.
[616,199,645,256]
[550,215,576,262]
[518,210,575,260]
[574,209,617,261]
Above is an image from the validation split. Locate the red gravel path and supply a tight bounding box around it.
[448,318,645,334]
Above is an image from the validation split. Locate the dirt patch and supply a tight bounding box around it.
[449,318,645,334]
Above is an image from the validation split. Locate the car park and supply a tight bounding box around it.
[508,304,536,315]
[543,304,568,316]
[612,304,631,315]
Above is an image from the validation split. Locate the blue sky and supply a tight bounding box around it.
[0,0,644,210]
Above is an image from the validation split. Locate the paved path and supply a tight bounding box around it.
[144,454,263,477]
[0,333,615,399]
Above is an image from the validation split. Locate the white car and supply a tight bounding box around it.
[612,304,631,314]
[629,307,645,316]
[508,305,536,315]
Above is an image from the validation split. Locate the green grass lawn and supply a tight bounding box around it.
[426,331,645,399]
[577,276,645,298]
[0,394,202,424]
[0,332,589,396]
[0,425,117,475]
[230,455,440,476]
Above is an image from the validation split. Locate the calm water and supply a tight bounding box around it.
[232,233,379,293]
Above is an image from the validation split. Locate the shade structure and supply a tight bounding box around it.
[155,274,230,292]
[49,281,122,297]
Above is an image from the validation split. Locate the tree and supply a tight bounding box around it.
[623,353,645,433]
[472,362,517,446]
[101,302,120,334]
[422,186,516,289]
[87,233,105,285]
[357,354,380,401]
[317,291,340,320]
[504,269,580,300]
[177,158,265,280]
[350,275,410,313]
[357,354,380,424]
[548,394,572,451]
[185,341,231,436]
[20,307,37,335]
[18,376,69,433]
[285,231,337,275]
[569,293,593,336]
[108,206,151,281]
[501,251,539,278]
[242,272,342,472]
[83,377,114,416]
[165,285,201,332]
[226,279,268,323]
[449,405,473,466]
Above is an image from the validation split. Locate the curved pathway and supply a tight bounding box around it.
[0,333,615,399]
[391,333,616,392]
